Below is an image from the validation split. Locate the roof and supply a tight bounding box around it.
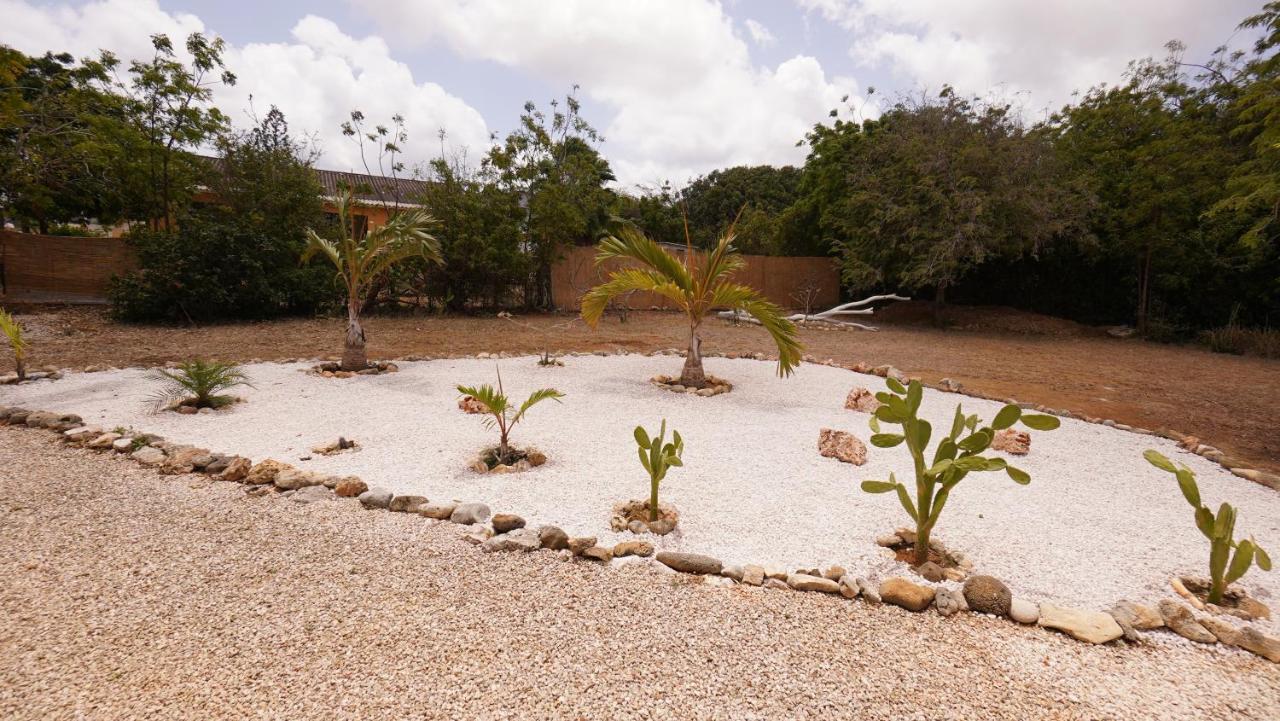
[313,168,432,205]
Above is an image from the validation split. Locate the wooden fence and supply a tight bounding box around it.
[0,231,137,303]
[549,244,841,311]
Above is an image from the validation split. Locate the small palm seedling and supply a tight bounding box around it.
[860,377,1060,565]
[1144,450,1272,604]
[149,360,252,410]
[456,368,564,466]
[0,308,29,381]
[634,419,684,522]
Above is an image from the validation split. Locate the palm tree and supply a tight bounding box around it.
[456,368,565,465]
[581,224,802,387]
[0,308,27,382]
[303,189,443,371]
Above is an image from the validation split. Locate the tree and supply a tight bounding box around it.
[679,165,803,253]
[828,88,1086,324]
[486,90,616,308]
[302,190,443,371]
[124,33,235,230]
[580,223,802,387]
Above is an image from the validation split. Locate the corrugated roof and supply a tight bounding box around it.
[313,168,431,204]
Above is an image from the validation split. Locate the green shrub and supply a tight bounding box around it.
[634,419,684,521]
[860,377,1060,564]
[0,308,28,380]
[457,369,564,465]
[149,359,251,409]
[1144,450,1272,604]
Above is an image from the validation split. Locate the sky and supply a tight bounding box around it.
[0,0,1262,191]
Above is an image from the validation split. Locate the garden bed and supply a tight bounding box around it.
[2,353,1277,627]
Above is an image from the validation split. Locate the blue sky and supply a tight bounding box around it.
[1,0,1260,189]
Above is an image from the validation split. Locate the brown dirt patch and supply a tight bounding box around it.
[2,302,1277,474]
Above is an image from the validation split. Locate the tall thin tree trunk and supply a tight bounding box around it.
[1136,247,1152,337]
[341,298,367,371]
[679,322,706,387]
[15,355,25,382]
[931,281,948,328]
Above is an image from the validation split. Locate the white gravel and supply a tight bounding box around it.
[4,355,1278,620]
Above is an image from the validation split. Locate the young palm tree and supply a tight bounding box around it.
[0,308,27,381]
[149,359,252,409]
[456,368,564,465]
[581,224,802,387]
[303,189,443,371]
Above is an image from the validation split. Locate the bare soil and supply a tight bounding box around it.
[4,302,1278,473]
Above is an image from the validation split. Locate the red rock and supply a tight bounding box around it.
[818,428,868,465]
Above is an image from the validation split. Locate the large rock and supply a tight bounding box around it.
[613,540,654,558]
[1158,599,1216,644]
[450,502,491,525]
[880,578,935,611]
[567,536,597,556]
[817,428,868,465]
[159,446,211,475]
[289,485,331,504]
[491,513,526,534]
[787,573,841,593]
[963,575,1012,616]
[111,437,134,453]
[246,459,290,485]
[86,432,122,450]
[64,426,102,443]
[844,387,881,413]
[275,468,324,490]
[581,546,613,563]
[655,551,722,575]
[357,487,394,509]
[388,495,428,513]
[741,565,765,587]
[1038,604,1123,644]
[420,502,458,520]
[991,428,1031,455]
[130,446,166,466]
[481,527,542,553]
[215,457,251,482]
[935,587,968,616]
[1009,598,1039,624]
[334,477,368,498]
[532,526,567,550]
[1110,600,1163,640]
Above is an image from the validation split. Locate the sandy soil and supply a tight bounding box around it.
[2,426,1277,720]
[4,303,1279,475]
[5,355,1277,618]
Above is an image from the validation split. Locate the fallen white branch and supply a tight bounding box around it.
[717,293,909,331]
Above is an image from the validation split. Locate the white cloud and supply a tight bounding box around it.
[0,0,490,175]
[797,0,1260,113]
[744,18,777,48]
[357,0,871,187]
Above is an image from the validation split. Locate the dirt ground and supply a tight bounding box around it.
[5,302,1279,473]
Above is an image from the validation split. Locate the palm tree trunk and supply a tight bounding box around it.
[341,299,367,371]
[679,323,706,387]
[15,356,25,382]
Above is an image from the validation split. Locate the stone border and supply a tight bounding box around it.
[2,350,1277,663]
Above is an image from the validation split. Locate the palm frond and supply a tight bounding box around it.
[710,283,801,376]
[595,227,692,292]
[148,359,252,409]
[514,388,565,423]
[301,230,341,269]
[455,383,509,416]
[0,309,27,356]
[581,269,688,325]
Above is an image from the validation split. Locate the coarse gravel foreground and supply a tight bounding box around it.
[1,428,1278,720]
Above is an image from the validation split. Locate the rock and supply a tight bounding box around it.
[935,587,968,617]
[1237,597,1272,621]
[246,459,290,486]
[844,387,882,413]
[468,459,489,474]
[1158,599,1217,644]
[215,457,252,483]
[963,575,1012,616]
[581,546,613,563]
[567,537,597,556]
[873,365,907,382]
[289,485,331,504]
[189,453,216,470]
[721,565,744,581]
[160,446,211,475]
[655,551,722,575]
[275,468,323,490]
[450,502,491,525]
[461,527,493,545]
[420,502,458,520]
[1009,598,1039,624]
[787,573,841,593]
[856,577,881,604]
[763,565,788,581]
[991,428,1031,455]
[838,576,860,599]
[388,495,428,513]
[817,428,868,465]
[458,395,486,414]
[491,513,526,534]
[204,455,232,475]
[1199,615,1243,646]
[1111,600,1163,641]
[880,578,935,612]
[875,534,902,548]
[537,525,569,550]
[915,561,945,583]
[357,488,394,509]
[334,477,368,497]
[1237,625,1280,663]
[23,411,58,428]
[939,378,962,392]
[112,437,134,453]
[613,540,654,558]
[175,405,198,415]
[64,426,101,443]
[741,565,765,586]
[823,565,847,581]
[86,432,122,450]
[482,528,542,553]
[130,446,165,466]
[526,449,547,466]
[1038,604,1123,644]
[763,578,791,591]
[627,520,648,535]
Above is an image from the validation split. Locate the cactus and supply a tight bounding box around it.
[1144,450,1272,604]
[860,377,1060,565]
[0,308,28,381]
[634,419,684,522]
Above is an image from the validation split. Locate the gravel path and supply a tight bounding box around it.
[2,426,1278,720]
[2,355,1278,623]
